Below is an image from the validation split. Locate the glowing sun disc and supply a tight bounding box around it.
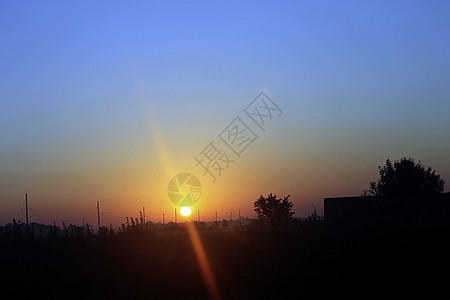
[180,206,192,217]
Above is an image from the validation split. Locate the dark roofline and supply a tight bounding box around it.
[324,192,450,201]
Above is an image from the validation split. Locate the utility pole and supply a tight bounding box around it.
[163,213,165,225]
[143,206,146,224]
[82,218,86,227]
[175,208,177,223]
[96,201,101,231]
[25,193,29,227]
[198,209,200,222]
[215,210,218,222]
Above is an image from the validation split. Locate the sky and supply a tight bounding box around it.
[1,1,449,227]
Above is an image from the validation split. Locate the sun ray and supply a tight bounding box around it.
[186,221,221,300]
[137,88,176,179]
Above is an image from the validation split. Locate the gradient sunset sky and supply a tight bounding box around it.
[1,1,449,226]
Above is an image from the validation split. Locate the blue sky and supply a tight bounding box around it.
[1,1,449,225]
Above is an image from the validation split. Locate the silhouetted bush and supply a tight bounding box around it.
[254,193,294,227]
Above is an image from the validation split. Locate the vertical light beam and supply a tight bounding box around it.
[186,221,220,300]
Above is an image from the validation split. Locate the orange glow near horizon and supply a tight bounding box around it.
[3,91,448,227]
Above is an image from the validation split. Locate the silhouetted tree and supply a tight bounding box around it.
[365,157,445,197]
[254,193,294,227]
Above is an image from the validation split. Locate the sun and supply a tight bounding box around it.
[180,206,192,217]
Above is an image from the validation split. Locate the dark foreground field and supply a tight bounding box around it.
[1,220,449,299]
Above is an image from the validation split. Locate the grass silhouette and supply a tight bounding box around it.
[0,215,449,299]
